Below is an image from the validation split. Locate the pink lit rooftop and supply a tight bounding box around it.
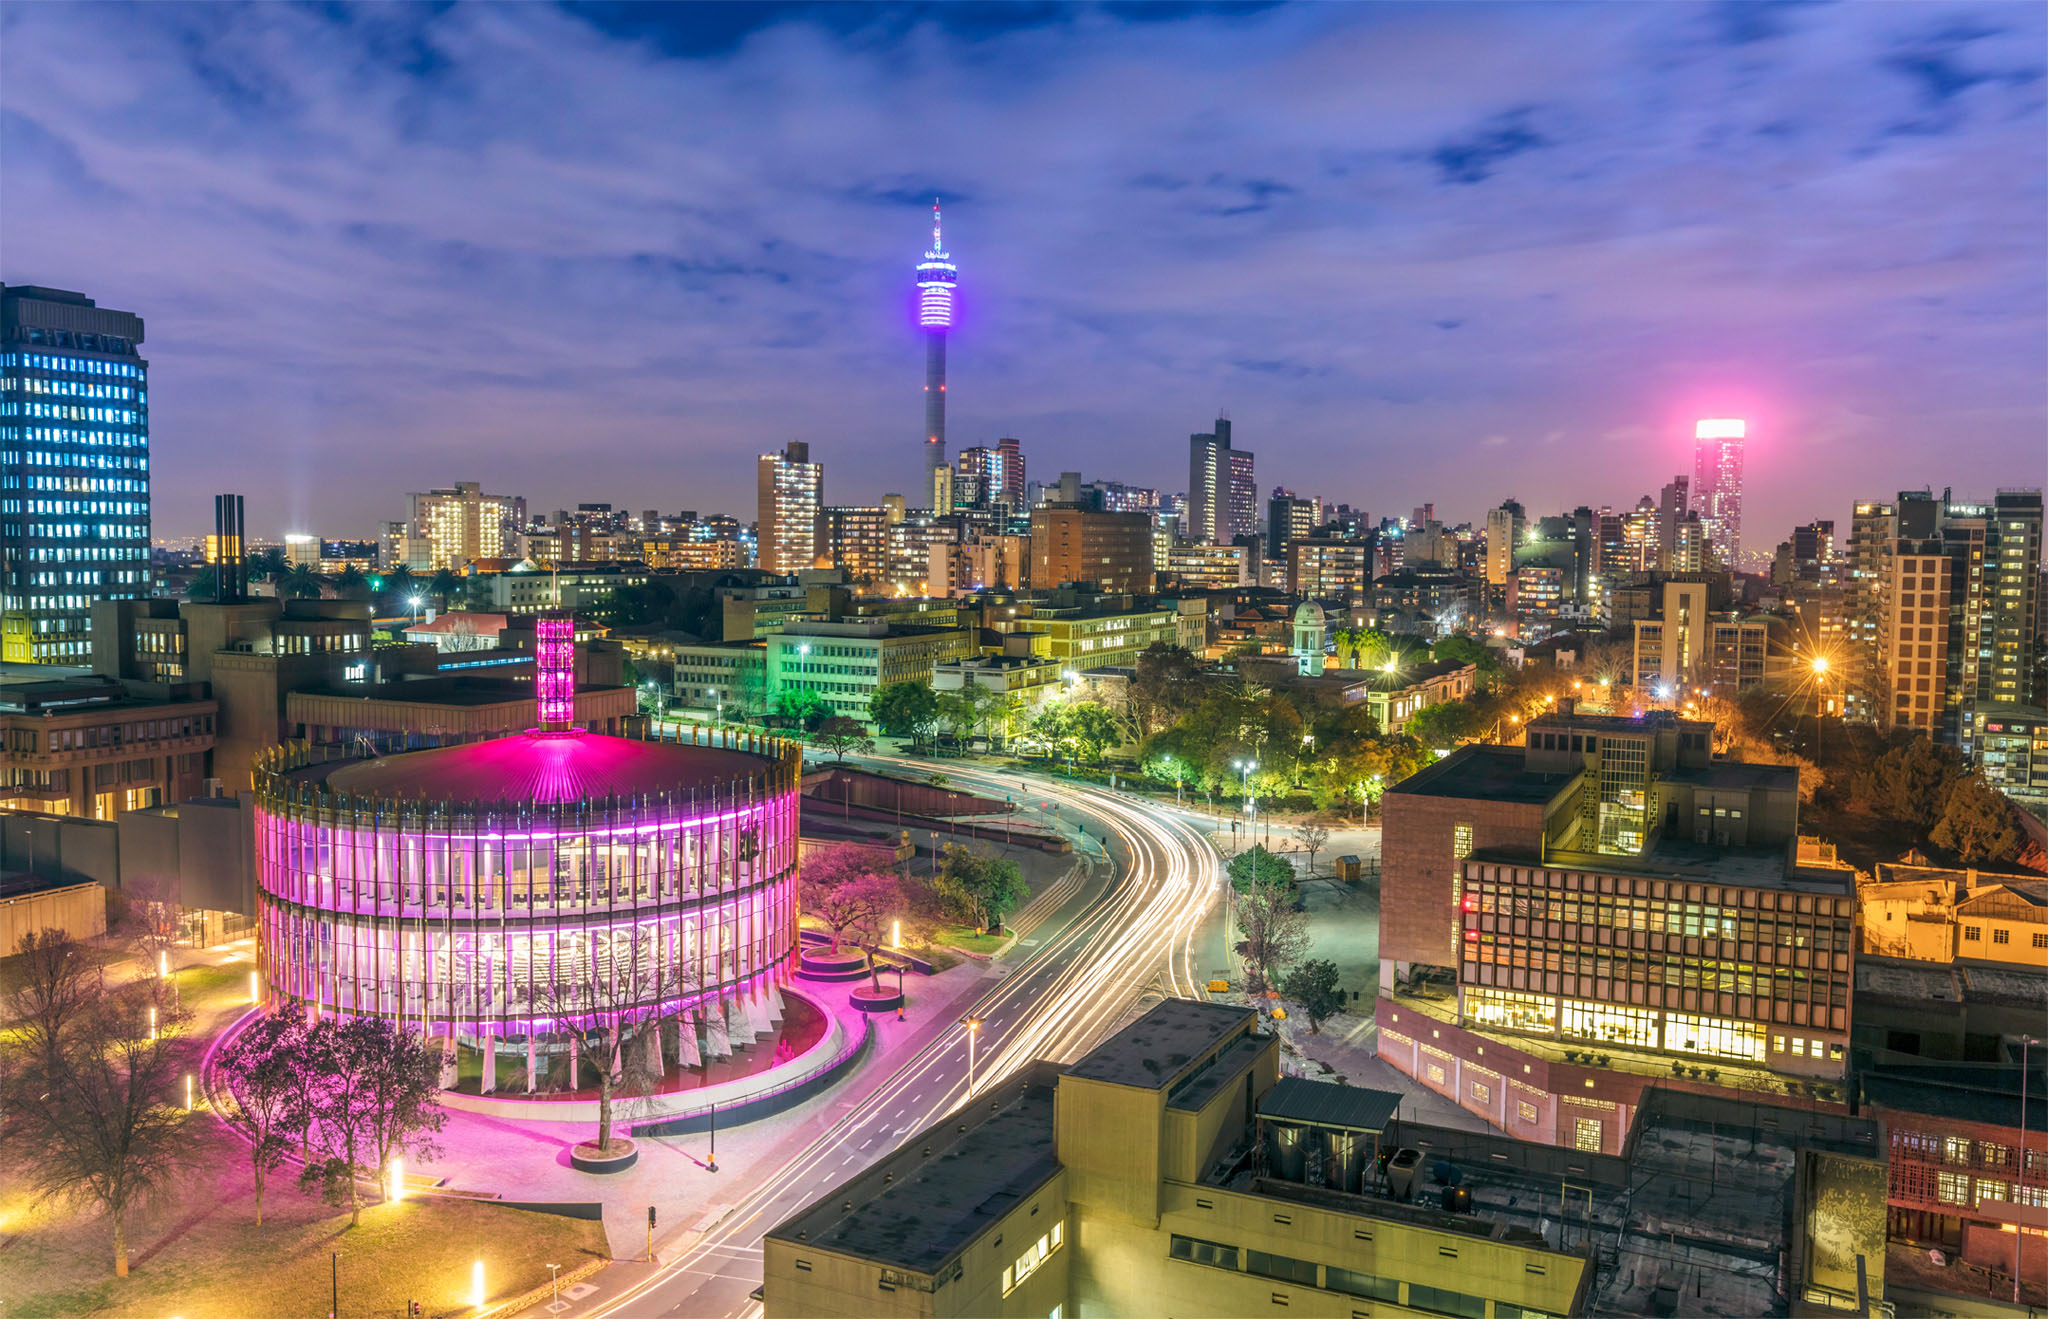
[323,730,773,804]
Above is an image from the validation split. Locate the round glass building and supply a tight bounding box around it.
[250,623,803,1093]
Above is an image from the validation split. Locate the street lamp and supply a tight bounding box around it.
[407,594,424,627]
[962,1016,983,1095]
[1235,759,1258,825]
[1164,755,1182,807]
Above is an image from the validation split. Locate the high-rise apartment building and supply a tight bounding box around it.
[954,442,1024,513]
[1483,500,1523,587]
[1187,417,1254,545]
[757,441,823,577]
[1266,488,1316,557]
[915,203,957,496]
[1287,538,1370,603]
[1690,418,1745,566]
[1030,507,1152,595]
[995,435,1024,511]
[401,481,526,571]
[0,285,153,664]
[823,505,889,584]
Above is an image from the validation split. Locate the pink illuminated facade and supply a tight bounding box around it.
[534,612,576,729]
[250,722,802,1088]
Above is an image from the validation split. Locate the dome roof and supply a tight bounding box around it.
[323,731,774,805]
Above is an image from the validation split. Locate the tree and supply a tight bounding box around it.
[1430,634,1500,674]
[252,545,288,583]
[215,1004,311,1225]
[2,936,192,1277]
[801,846,903,953]
[774,685,831,732]
[934,844,1029,933]
[1931,774,2025,865]
[183,565,218,601]
[296,1016,387,1226]
[334,564,369,601]
[1235,883,1311,994]
[871,680,940,749]
[1405,699,1490,749]
[1062,701,1122,764]
[813,715,874,762]
[528,923,690,1158]
[1293,821,1332,877]
[428,568,462,601]
[116,871,182,976]
[6,927,97,1072]
[1283,958,1346,1033]
[1131,643,1204,735]
[1228,845,1296,894]
[1852,737,1965,828]
[361,1027,448,1194]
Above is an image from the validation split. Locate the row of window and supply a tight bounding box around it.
[3,352,143,375]
[3,402,143,424]
[1166,1234,1551,1319]
[1960,925,2045,948]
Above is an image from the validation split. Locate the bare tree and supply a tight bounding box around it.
[118,872,182,977]
[1234,884,1311,995]
[214,1004,311,1225]
[297,1015,385,1227]
[5,927,96,1070]
[1,942,192,1277]
[530,922,692,1157]
[1293,820,1332,877]
[362,1027,447,1197]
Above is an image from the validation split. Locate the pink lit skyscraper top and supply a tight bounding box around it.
[535,614,576,730]
[1691,418,1746,567]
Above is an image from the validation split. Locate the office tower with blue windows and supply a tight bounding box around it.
[0,285,153,663]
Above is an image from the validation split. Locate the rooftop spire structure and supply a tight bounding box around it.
[916,200,957,503]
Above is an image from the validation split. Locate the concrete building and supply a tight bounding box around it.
[1029,506,1152,595]
[1376,709,1857,1154]
[1360,660,1477,738]
[1483,502,1524,588]
[1166,540,1252,590]
[1,284,153,663]
[484,562,649,616]
[1289,539,1370,603]
[1965,703,2048,804]
[668,640,767,718]
[1,670,216,818]
[401,481,526,571]
[768,617,973,723]
[1690,419,1746,566]
[758,441,824,576]
[1188,417,1255,545]
[824,505,890,585]
[764,1001,1591,1319]
[1630,579,1787,695]
[1013,592,1178,672]
[915,204,957,498]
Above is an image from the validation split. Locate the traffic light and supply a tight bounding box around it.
[648,1205,658,1229]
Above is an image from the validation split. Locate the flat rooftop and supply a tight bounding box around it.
[1476,838,1851,896]
[1391,745,1579,806]
[1663,761,1800,792]
[765,1064,1062,1277]
[1065,999,1256,1090]
[1257,1077,1401,1133]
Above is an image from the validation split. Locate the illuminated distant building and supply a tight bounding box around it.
[1,285,152,663]
[757,442,823,577]
[916,203,957,499]
[1031,507,1152,594]
[1484,501,1523,587]
[1690,419,1745,566]
[824,505,889,584]
[403,481,526,572]
[1188,417,1254,545]
[283,534,320,570]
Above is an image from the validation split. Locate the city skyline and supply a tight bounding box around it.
[3,3,2042,540]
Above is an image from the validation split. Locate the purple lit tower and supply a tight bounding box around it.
[249,626,816,1100]
[916,201,957,501]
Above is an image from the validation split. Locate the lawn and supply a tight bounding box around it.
[931,926,1010,956]
[0,1120,607,1319]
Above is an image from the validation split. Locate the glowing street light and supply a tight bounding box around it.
[387,1156,405,1203]
[962,1016,983,1094]
[185,1073,195,1110]
[249,970,261,1005]
[471,1260,486,1309]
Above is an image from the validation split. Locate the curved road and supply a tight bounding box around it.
[576,760,1224,1319]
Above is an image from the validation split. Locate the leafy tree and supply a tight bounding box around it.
[1931,774,2025,865]
[183,565,218,601]
[280,563,323,600]
[1293,820,1332,877]
[1430,634,1500,673]
[362,1027,448,1189]
[428,567,462,600]
[1228,845,1296,894]
[297,1017,392,1225]
[2,934,192,1277]
[801,846,903,953]
[1235,883,1311,994]
[774,685,831,731]
[215,1004,311,1225]
[871,680,940,748]
[934,844,1029,932]
[813,715,874,761]
[1405,699,1491,749]
[1283,958,1346,1033]
[252,545,288,583]
[1852,738,1965,828]
[1062,701,1122,763]
[334,564,369,600]
[937,685,991,748]
[1131,643,1204,734]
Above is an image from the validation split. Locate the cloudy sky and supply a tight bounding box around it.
[4,1,2043,545]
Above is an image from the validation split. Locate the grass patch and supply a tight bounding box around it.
[931,927,1009,956]
[0,1119,606,1319]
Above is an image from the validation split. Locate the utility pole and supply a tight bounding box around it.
[2020,1035,2037,1305]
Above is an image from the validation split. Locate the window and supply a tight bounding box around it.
[2034,932,2047,950]
[1518,1101,1538,1124]
[1992,928,2009,945]
[1943,1137,1971,1165]
[1408,1283,1487,1319]
[1326,1267,1399,1302]
[1001,1223,1063,1295]
[1963,925,1982,942]
[1246,1251,1317,1286]
[1937,1171,1971,1205]
[1471,1081,1491,1104]
[1575,1117,1603,1152]
[1169,1235,1238,1271]
[1426,1063,1446,1085]
[1497,1308,1560,1319]
[1453,823,1473,859]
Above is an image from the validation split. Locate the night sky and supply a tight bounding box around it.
[4,2,2043,544]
